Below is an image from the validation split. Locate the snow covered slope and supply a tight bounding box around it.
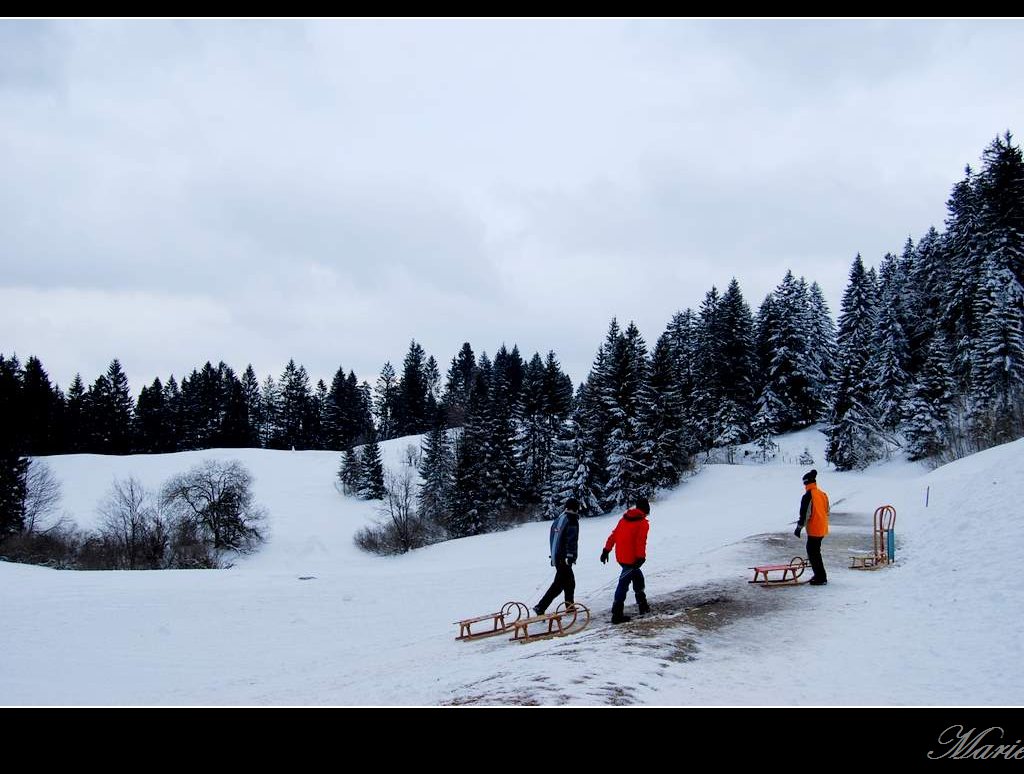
[2,432,1021,706]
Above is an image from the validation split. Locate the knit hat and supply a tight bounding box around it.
[635,496,651,514]
[802,469,818,485]
[565,497,580,513]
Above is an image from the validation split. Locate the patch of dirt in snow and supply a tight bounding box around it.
[447,515,884,705]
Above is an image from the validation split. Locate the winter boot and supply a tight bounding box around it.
[533,605,545,617]
[563,597,576,611]
[611,601,631,624]
[636,592,650,616]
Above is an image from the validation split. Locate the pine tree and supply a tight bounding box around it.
[826,255,886,470]
[577,321,620,511]
[903,336,955,461]
[65,374,86,453]
[766,272,824,432]
[394,341,429,437]
[486,348,522,513]
[180,362,223,449]
[691,287,722,448]
[338,447,365,496]
[604,322,654,505]
[424,355,441,423]
[259,375,281,448]
[374,362,399,440]
[874,254,912,432]
[162,375,183,452]
[968,132,1024,444]
[516,353,550,504]
[218,367,255,448]
[665,308,700,455]
[0,454,27,539]
[645,331,689,486]
[21,357,58,456]
[134,377,168,453]
[545,416,604,518]
[937,165,987,389]
[105,359,134,454]
[713,279,757,452]
[0,355,27,536]
[307,379,328,449]
[972,258,1024,443]
[84,373,111,453]
[359,433,387,500]
[442,343,476,427]
[752,295,784,460]
[451,360,492,536]
[241,365,263,447]
[278,359,311,450]
[327,366,370,450]
[807,281,838,418]
[418,421,455,527]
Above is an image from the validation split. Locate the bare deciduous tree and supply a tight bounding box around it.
[402,444,421,469]
[23,459,63,534]
[355,467,439,555]
[161,460,265,554]
[98,477,159,570]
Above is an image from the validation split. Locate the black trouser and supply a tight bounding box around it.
[614,564,645,605]
[537,559,575,611]
[806,536,826,581]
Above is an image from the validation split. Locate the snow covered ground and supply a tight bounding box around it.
[2,427,1022,706]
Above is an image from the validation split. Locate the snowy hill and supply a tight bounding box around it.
[2,433,1022,705]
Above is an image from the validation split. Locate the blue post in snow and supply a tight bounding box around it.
[887,527,895,562]
[925,486,930,508]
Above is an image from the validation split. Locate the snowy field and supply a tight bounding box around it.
[2,428,1022,706]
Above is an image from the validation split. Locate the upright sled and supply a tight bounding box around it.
[850,505,896,569]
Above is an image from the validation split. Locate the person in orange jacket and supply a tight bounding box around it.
[794,469,829,585]
[600,496,650,624]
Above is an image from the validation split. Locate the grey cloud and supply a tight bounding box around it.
[2,20,1023,390]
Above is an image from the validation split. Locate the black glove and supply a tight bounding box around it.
[794,526,802,538]
[566,556,576,566]
[633,557,645,569]
[600,549,609,564]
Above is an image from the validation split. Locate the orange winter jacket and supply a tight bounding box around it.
[799,483,830,537]
[604,508,649,565]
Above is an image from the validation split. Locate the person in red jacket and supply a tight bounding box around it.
[600,496,651,624]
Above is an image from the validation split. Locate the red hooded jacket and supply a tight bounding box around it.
[604,508,649,565]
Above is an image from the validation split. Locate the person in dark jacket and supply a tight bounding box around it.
[533,497,580,615]
[600,496,651,624]
[794,469,830,585]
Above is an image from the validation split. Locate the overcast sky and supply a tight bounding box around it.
[2,19,1022,392]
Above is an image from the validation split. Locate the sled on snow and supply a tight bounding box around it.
[748,556,810,587]
[849,505,896,570]
[454,601,531,641]
[508,601,591,643]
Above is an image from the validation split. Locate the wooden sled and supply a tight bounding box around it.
[454,601,530,641]
[749,556,809,587]
[509,601,591,643]
[850,505,896,570]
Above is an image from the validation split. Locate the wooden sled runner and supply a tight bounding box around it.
[509,601,591,643]
[749,556,809,587]
[454,601,531,641]
[850,505,896,569]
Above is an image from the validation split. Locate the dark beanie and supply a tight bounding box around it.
[565,497,579,513]
[802,469,817,485]
[635,496,650,514]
